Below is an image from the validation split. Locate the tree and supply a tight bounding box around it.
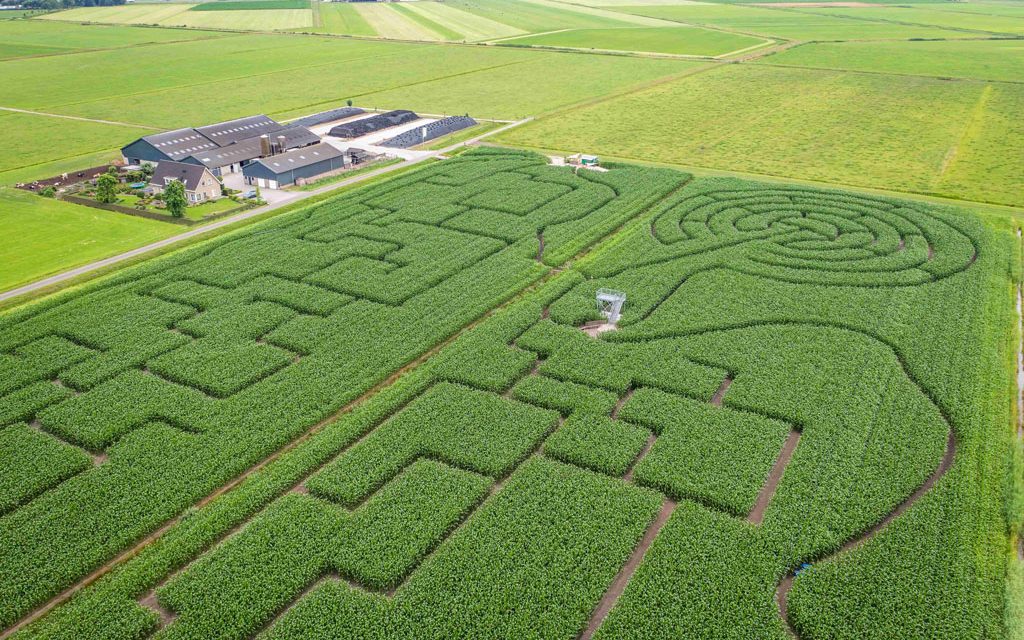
[40,186,56,198]
[96,173,118,203]
[346,99,353,107]
[164,180,187,218]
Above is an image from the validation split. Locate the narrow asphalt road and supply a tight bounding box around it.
[0,118,531,304]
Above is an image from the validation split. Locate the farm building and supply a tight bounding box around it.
[120,115,320,176]
[328,110,418,139]
[379,115,477,149]
[290,106,365,128]
[149,161,221,203]
[185,125,320,176]
[242,142,347,189]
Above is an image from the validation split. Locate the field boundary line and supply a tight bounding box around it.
[0,106,159,130]
[934,84,993,186]
[0,30,240,63]
[750,4,1012,37]
[753,60,1024,86]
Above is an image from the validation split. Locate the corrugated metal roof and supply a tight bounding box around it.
[141,128,218,161]
[187,125,320,168]
[195,115,283,147]
[252,142,344,174]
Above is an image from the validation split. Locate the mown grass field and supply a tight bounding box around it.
[611,3,983,39]
[0,188,179,292]
[500,63,1023,207]
[0,149,1015,640]
[501,25,768,56]
[797,4,1024,35]
[764,39,1024,83]
[0,24,693,178]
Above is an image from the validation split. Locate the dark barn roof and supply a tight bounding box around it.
[185,125,320,169]
[327,110,418,139]
[151,161,214,192]
[140,128,219,161]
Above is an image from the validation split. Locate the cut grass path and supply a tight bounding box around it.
[0,105,159,130]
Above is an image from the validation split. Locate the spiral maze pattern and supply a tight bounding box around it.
[649,187,978,287]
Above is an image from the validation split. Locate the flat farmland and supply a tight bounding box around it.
[0,25,694,179]
[401,2,525,41]
[0,20,231,53]
[611,3,979,39]
[0,150,1013,640]
[40,4,196,25]
[162,8,313,31]
[764,39,1024,83]
[500,26,769,57]
[797,5,1024,35]
[499,64,1023,207]
[314,2,375,36]
[0,188,179,292]
[0,111,150,174]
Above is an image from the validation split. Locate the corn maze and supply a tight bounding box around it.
[0,150,1016,640]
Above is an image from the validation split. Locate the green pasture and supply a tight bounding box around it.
[403,2,524,41]
[0,19,230,51]
[765,39,1024,83]
[797,5,1024,35]
[391,2,462,40]
[163,8,312,30]
[502,26,768,57]
[351,3,446,40]
[191,0,309,11]
[443,0,648,32]
[611,3,976,40]
[0,112,149,175]
[314,2,375,36]
[499,64,1023,207]
[40,4,196,24]
[0,187,178,292]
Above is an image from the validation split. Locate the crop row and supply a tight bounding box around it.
[0,149,677,628]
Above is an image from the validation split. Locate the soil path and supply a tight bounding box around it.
[579,499,677,640]
[775,431,956,637]
[749,430,801,525]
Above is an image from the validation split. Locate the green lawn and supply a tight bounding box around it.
[0,187,178,292]
[502,26,767,57]
[499,64,1023,206]
[116,193,241,220]
[611,3,976,40]
[765,39,1024,83]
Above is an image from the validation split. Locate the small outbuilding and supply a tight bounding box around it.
[242,143,346,189]
[567,153,600,167]
[150,161,221,203]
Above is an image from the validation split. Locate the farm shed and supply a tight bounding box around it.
[242,142,346,189]
[150,161,221,203]
[183,125,320,176]
[327,110,418,139]
[379,115,477,149]
[291,106,365,128]
[120,114,302,169]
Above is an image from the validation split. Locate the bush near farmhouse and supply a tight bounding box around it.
[164,180,187,218]
[95,173,117,204]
